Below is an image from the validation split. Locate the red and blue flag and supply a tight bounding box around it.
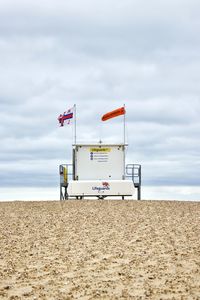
[58,108,74,127]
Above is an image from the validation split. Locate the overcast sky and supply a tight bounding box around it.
[0,0,200,200]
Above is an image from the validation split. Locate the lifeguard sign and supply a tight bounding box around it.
[74,144,124,180]
[59,142,141,200]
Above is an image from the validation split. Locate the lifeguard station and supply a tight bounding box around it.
[59,142,141,200]
[58,106,141,200]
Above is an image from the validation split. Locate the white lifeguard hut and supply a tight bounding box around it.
[59,142,141,200]
[58,105,141,200]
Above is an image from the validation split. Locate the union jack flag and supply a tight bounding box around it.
[58,108,74,127]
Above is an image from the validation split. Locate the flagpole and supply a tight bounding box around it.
[123,104,126,145]
[123,104,126,179]
[74,104,77,145]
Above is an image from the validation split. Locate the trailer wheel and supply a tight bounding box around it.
[98,195,106,200]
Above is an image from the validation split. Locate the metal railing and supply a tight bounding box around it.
[126,164,141,200]
[59,164,73,200]
[59,164,73,184]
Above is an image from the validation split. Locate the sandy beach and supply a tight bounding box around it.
[0,200,199,299]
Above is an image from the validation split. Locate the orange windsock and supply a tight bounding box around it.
[101,107,126,121]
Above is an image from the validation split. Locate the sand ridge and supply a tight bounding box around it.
[0,200,200,299]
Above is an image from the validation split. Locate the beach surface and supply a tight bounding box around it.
[0,200,199,299]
